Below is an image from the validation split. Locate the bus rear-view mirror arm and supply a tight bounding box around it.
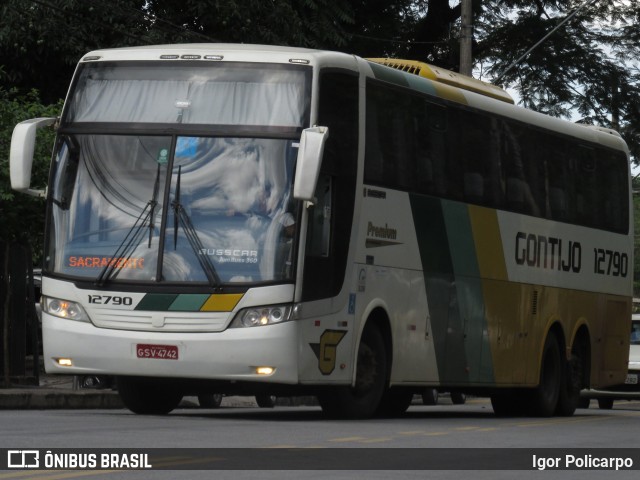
[10,117,57,198]
[293,126,329,203]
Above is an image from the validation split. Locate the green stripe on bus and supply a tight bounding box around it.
[441,201,479,277]
[441,201,492,383]
[410,195,495,384]
[135,293,179,311]
[168,294,211,311]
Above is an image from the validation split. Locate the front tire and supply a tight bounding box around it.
[318,325,387,419]
[116,376,183,415]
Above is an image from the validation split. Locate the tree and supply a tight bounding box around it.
[476,0,640,163]
[0,87,62,264]
[0,0,356,103]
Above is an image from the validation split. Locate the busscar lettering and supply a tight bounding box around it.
[68,256,145,269]
[514,232,581,273]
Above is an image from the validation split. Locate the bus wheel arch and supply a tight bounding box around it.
[318,307,391,419]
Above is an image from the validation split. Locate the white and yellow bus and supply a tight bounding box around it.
[11,44,632,417]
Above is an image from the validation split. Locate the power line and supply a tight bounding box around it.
[350,33,447,46]
[495,0,600,84]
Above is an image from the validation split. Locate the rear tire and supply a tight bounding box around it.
[318,325,387,419]
[529,334,562,417]
[556,342,585,416]
[116,376,183,415]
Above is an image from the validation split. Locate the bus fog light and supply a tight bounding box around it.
[231,305,292,328]
[56,358,74,367]
[256,366,275,375]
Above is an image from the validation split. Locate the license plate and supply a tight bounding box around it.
[136,344,179,360]
[624,374,638,385]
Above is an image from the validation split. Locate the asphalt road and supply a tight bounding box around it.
[1,397,640,480]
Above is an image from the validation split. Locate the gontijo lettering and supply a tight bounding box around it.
[515,231,581,273]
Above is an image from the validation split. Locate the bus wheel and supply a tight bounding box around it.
[116,376,183,415]
[597,398,614,410]
[255,394,277,408]
[556,346,584,416]
[529,334,562,417]
[376,388,414,417]
[318,325,387,419]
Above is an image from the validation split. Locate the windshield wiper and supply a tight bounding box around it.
[95,165,162,286]
[148,163,161,247]
[172,165,221,287]
[94,202,153,286]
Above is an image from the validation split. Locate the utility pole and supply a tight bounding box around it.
[459,0,473,76]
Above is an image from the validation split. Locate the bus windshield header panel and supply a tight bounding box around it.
[64,61,310,128]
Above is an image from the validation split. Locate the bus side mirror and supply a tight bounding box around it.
[10,117,57,197]
[293,126,329,202]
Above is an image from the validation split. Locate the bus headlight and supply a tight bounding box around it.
[230,305,293,328]
[42,296,90,322]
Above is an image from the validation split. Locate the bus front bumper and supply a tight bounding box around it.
[42,314,300,384]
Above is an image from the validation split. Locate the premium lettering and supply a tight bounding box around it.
[367,222,397,240]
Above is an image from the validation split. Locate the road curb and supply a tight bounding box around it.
[0,390,319,410]
[0,389,124,409]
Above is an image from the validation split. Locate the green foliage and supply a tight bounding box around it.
[633,175,640,297]
[0,87,62,264]
[1,0,640,266]
[474,0,640,164]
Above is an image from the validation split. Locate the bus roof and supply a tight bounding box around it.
[76,44,629,155]
[366,58,514,105]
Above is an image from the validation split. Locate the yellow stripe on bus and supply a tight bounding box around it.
[200,294,244,312]
[468,205,507,281]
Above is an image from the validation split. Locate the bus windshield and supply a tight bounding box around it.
[44,60,310,285]
[47,135,298,284]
